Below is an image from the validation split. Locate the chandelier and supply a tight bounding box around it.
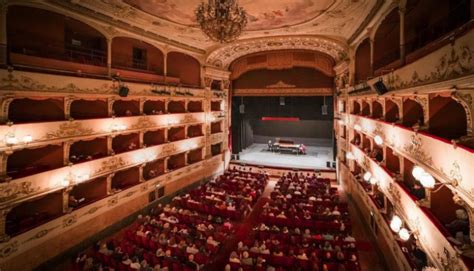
[195,0,248,43]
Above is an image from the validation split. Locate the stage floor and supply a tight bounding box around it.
[237,143,334,170]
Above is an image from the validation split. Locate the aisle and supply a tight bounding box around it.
[203,179,277,271]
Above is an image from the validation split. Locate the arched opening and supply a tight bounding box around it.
[430,185,470,245]
[372,100,383,119]
[402,158,426,200]
[112,100,140,117]
[167,52,201,87]
[351,131,361,147]
[373,9,400,72]
[429,96,467,140]
[385,147,400,175]
[7,145,64,180]
[144,129,166,147]
[355,38,372,83]
[70,99,108,120]
[402,99,424,128]
[69,137,108,164]
[112,37,164,82]
[352,101,361,115]
[361,101,370,116]
[405,0,471,57]
[6,191,63,236]
[143,158,165,180]
[69,177,108,211]
[7,6,107,72]
[143,100,166,115]
[188,148,203,164]
[111,167,140,192]
[385,99,400,123]
[8,98,64,123]
[112,133,140,154]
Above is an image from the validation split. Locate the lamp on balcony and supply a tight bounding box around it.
[363,171,372,182]
[398,227,411,241]
[390,215,402,232]
[374,135,384,146]
[346,152,355,160]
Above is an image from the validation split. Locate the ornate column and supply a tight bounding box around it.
[0,151,10,181]
[63,141,72,166]
[106,173,115,195]
[163,52,168,78]
[139,164,145,183]
[399,6,407,65]
[164,157,170,173]
[62,186,73,213]
[0,2,7,66]
[107,135,114,155]
[164,128,169,143]
[64,96,75,120]
[139,131,144,148]
[369,38,375,77]
[0,206,12,242]
[0,96,14,123]
[107,37,113,76]
[107,97,115,117]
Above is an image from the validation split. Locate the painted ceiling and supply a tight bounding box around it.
[65,0,382,62]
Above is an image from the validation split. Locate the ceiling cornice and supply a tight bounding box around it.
[45,0,206,55]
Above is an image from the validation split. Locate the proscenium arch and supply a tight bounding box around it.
[229,49,336,80]
[206,36,348,69]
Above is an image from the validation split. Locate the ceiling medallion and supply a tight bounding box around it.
[195,0,248,43]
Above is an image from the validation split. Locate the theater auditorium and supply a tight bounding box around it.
[0,0,473,270]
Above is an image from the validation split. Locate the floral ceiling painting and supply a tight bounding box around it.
[123,0,335,31]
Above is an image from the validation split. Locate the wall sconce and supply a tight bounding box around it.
[398,227,411,241]
[22,135,33,144]
[354,124,362,131]
[412,166,435,189]
[390,215,402,232]
[374,135,384,146]
[5,134,18,146]
[363,171,372,182]
[346,152,355,160]
[369,177,378,185]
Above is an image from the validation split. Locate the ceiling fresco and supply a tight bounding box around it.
[62,0,383,63]
[123,0,335,31]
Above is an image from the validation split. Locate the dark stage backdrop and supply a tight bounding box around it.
[231,96,334,153]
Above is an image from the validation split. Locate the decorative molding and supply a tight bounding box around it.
[94,157,129,176]
[0,182,37,203]
[266,81,296,89]
[44,121,94,140]
[403,134,433,165]
[233,87,333,96]
[206,36,348,68]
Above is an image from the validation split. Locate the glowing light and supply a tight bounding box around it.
[363,172,372,182]
[22,135,33,143]
[398,228,410,241]
[369,177,378,185]
[390,215,402,232]
[345,152,355,160]
[354,124,361,131]
[419,172,436,189]
[374,135,383,145]
[338,119,345,125]
[412,166,425,180]
[5,135,18,145]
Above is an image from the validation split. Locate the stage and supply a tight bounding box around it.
[236,143,334,170]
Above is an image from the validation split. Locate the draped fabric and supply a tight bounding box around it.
[230,51,335,80]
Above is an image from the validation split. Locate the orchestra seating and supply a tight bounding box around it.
[74,168,268,271]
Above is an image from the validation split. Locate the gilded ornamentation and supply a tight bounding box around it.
[183,114,198,124]
[206,36,347,68]
[122,190,136,198]
[403,134,433,165]
[0,241,18,258]
[44,121,94,139]
[62,215,77,228]
[162,144,177,157]
[385,45,474,91]
[108,196,118,207]
[388,183,401,203]
[0,182,37,202]
[436,248,463,271]
[449,161,463,185]
[23,225,61,243]
[131,116,156,130]
[0,71,115,94]
[86,205,104,215]
[213,91,227,99]
[99,0,136,18]
[94,157,128,175]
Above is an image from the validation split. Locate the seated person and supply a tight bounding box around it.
[446,209,470,243]
[185,254,200,271]
[410,183,426,200]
